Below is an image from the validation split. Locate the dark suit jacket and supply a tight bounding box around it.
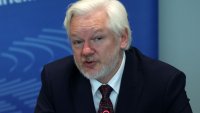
[35,47,192,113]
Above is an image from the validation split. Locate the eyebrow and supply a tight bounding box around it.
[70,29,105,38]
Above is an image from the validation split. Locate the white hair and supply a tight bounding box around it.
[64,0,132,50]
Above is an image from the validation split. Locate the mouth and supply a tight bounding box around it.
[83,61,96,68]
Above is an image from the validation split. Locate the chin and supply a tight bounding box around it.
[81,72,101,79]
[81,68,109,80]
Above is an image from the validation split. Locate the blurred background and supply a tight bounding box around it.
[159,0,200,112]
[0,0,199,113]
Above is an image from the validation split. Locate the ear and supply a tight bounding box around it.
[120,28,129,49]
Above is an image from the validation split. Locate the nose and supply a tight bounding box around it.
[82,42,95,56]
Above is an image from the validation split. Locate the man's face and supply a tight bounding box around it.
[69,9,128,81]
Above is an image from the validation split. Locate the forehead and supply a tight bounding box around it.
[70,9,108,34]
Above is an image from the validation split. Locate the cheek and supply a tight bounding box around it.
[98,50,111,61]
[73,53,81,62]
[98,43,117,57]
[73,49,81,57]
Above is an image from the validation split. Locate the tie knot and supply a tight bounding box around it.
[99,85,113,98]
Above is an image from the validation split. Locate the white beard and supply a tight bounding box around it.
[74,49,121,80]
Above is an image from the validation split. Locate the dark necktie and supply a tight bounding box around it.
[98,85,114,113]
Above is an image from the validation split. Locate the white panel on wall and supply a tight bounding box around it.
[159,0,200,113]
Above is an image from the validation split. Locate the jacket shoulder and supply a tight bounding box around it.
[128,47,183,75]
[46,56,75,70]
[126,47,185,83]
[42,55,79,80]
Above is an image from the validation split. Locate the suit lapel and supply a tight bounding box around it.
[71,72,96,113]
[115,49,144,113]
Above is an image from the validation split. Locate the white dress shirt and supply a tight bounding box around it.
[89,52,126,112]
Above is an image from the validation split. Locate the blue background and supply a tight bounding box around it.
[0,0,157,112]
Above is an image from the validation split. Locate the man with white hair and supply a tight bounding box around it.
[35,0,192,113]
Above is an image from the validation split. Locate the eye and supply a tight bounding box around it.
[73,40,82,44]
[72,40,83,47]
[93,36,104,42]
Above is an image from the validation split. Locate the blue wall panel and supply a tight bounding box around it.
[0,0,157,112]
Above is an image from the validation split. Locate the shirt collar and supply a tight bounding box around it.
[90,52,126,96]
